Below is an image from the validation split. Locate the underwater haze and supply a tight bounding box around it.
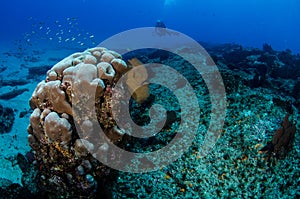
[1,0,300,52]
[0,0,299,198]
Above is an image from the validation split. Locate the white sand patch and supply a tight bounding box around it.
[0,45,78,185]
[0,82,37,185]
[0,48,34,185]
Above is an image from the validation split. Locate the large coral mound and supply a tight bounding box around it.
[27,47,134,197]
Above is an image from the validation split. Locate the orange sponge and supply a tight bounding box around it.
[126,58,149,103]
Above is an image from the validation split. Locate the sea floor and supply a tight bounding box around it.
[0,42,299,198]
[108,44,300,198]
[0,44,78,185]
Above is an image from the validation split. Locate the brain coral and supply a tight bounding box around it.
[27,47,143,197]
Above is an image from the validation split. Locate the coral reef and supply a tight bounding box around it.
[27,47,139,197]
[107,45,299,198]
[202,43,300,114]
[0,42,295,198]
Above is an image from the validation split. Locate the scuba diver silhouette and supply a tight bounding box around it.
[155,20,166,28]
[155,19,168,36]
[154,20,178,36]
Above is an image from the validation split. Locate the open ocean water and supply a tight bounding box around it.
[0,0,299,198]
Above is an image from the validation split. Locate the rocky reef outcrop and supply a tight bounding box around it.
[0,104,15,134]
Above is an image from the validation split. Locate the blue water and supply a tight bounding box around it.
[1,0,300,52]
[0,1,299,198]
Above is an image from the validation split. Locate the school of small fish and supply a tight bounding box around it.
[24,17,97,48]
